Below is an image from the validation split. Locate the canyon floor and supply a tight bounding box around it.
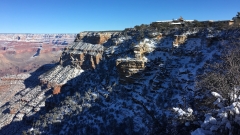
[0,41,68,77]
[0,33,75,76]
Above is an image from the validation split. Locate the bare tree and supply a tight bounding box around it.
[195,40,240,134]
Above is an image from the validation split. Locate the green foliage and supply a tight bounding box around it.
[134,25,141,30]
[134,24,148,31]
[192,20,203,27]
[150,22,172,31]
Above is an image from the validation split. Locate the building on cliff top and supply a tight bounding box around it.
[212,20,234,26]
[154,12,240,27]
[156,16,194,24]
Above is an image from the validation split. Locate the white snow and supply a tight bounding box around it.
[173,107,186,116]
[187,108,193,114]
[211,92,222,99]
[191,128,211,135]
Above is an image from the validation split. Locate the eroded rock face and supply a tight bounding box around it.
[39,32,120,94]
[147,32,162,39]
[75,32,119,44]
[53,86,61,95]
[116,59,145,83]
[116,39,155,83]
[40,42,104,94]
[39,65,83,94]
[60,42,104,70]
[173,35,187,47]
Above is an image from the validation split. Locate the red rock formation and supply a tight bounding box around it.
[9,104,20,114]
[0,33,76,77]
[0,41,66,77]
[53,86,61,95]
[9,108,17,114]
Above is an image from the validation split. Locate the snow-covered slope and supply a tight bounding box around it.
[1,27,240,134]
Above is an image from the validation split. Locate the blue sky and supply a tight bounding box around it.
[0,0,239,33]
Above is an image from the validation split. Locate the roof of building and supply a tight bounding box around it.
[156,20,172,22]
[199,20,214,22]
[171,22,182,25]
[214,20,233,22]
[185,20,194,22]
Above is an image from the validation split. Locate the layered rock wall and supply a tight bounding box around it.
[60,42,104,69]
[75,32,120,44]
[173,35,187,47]
[116,59,145,83]
[116,39,154,83]
[39,32,120,94]
[0,34,76,44]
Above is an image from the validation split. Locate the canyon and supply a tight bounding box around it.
[0,34,76,77]
[1,14,240,134]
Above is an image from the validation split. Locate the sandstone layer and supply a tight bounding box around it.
[116,39,156,83]
[75,32,120,44]
[39,32,120,94]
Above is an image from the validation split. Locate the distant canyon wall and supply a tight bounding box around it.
[0,33,76,45]
[39,31,122,93]
[0,34,77,77]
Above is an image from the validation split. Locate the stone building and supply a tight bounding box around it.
[154,12,240,27]
[212,20,234,27]
[199,20,214,27]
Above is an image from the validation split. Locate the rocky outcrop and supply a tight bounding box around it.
[39,65,83,94]
[60,42,104,69]
[116,39,155,83]
[39,32,120,94]
[147,32,162,39]
[0,72,52,133]
[53,85,61,95]
[75,32,120,44]
[173,35,187,47]
[116,59,145,83]
[39,42,104,93]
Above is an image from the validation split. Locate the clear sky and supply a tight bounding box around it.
[0,0,239,33]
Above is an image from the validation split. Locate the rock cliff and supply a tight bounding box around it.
[39,32,121,94]
[60,42,104,69]
[2,20,240,135]
[116,38,156,83]
[75,32,120,44]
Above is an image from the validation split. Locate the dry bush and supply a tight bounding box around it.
[197,42,240,99]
